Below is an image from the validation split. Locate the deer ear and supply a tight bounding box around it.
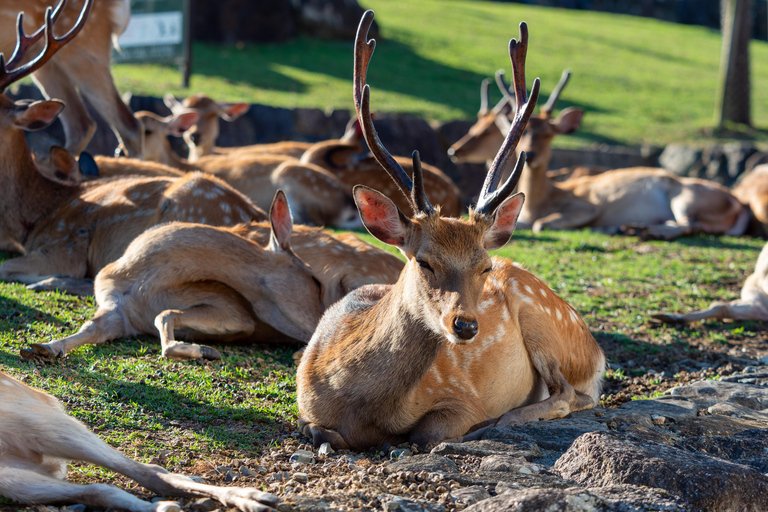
[163,93,182,112]
[166,111,200,136]
[219,102,249,121]
[78,152,99,177]
[36,146,82,187]
[484,193,524,250]
[552,107,584,135]
[354,185,410,248]
[269,190,294,252]
[13,100,64,131]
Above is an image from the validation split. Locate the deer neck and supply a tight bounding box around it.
[161,142,199,172]
[516,154,554,222]
[0,131,77,244]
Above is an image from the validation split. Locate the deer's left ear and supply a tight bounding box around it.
[220,102,250,121]
[484,193,524,250]
[269,190,294,252]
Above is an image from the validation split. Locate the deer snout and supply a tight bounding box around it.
[452,316,478,341]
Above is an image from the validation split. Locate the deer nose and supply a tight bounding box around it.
[453,318,478,340]
[525,150,536,163]
[447,147,456,157]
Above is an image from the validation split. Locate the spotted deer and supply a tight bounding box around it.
[0,370,280,511]
[296,13,605,450]
[0,0,141,156]
[25,191,403,360]
[733,164,768,237]
[0,8,267,295]
[450,70,748,239]
[652,241,768,324]
[128,110,361,228]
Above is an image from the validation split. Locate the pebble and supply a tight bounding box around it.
[290,449,316,464]
[191,497,218,512]
[65,505,86,512]
[318,442,335,456]
[267,471,291,482]
[390,448,413,460]
[292,472,309,484]
[239,466,253,476]
[186,475,207,483]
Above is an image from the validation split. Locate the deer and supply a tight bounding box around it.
[0,0,142,157]
[651,241,768,324]
[0,370,280,512]
[733,164,768,237]
[0,5,268,296]
[24,191,403,361]
[449,70,748,239]
[296,12,605,451]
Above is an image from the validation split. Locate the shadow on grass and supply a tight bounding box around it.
[0,296,70,330]
[672,236,762,251]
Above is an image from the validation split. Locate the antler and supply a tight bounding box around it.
[0,0,93,93]
[479,78,490,115]
[475,22,540,216]
[353,10,434,216]
[540,69,571,118]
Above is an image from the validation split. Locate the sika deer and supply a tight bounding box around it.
[296,13,605,450]
[652,241,768,324]
[25,191,403,360]
[0,7,266,295]
[0,370,279,511]
[0,0,141,156]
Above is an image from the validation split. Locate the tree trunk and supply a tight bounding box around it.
[715,0,753,128]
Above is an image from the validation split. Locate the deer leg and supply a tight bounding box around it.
[23,307,127,359]
[0,244,89,290]
[532,204,599,233]
[26,276,95,296]
[154,304,256,361]
[408,401,490,447]
[0,462,179,512]
[32,63,96,156]
[299,420,351,450]
[652,300,768,324]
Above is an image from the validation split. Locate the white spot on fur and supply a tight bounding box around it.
[57,220,65,232]
[524,284,533,295]
[539,287,547,297]
[193,188,204,196]
[223,216,232,224]
[556,309,563,321]
[478,298,495,313]
[569,309,579,324]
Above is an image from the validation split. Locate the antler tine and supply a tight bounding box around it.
[6,0,67,69]
[354,10,433,216]
[541,68,571,118]
[0,0,93,93]
[411,151,434,214]
[479,78,490,115]
[476,22,541,215]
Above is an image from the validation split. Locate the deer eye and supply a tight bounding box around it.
[417,259,433,273]
[481,266,492,275]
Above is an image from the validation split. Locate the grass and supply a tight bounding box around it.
[2,229,766,461]
[111,0,768,148]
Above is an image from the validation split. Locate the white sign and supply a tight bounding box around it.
[117,12,183,48]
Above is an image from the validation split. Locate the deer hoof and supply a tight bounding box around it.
[26,343,63,358]
[649,313,686,325]
[199,345,222,360]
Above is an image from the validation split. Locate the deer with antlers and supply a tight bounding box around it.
[25,190,404,360]
[0,0,141,157]
[0,370,280,511]
[0,3,268,295]
[296,12,605,450]
[449,68,748,239]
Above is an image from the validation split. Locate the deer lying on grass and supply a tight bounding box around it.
[0,370,280,511]
[0,8,267,295]
[652,241,768,324]
[25,191,404,360]
[296,13,605,450]
[0,0,142,156]
[130,110,362,228]
[449,70,748,240]
[733,164,768,237]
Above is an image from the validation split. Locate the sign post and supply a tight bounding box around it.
[112,0,191,87]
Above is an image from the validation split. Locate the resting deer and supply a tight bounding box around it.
[733,164,768,237]
[25,191,403,360]
[449,70,748,240]
[652,241,768,324]
[129,110,362,228]
[296,13,605,450]
[0,8,266,295]
[0,0,141,157]
[0,370,279,511]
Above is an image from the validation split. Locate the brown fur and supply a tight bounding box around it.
[733,164,768,235]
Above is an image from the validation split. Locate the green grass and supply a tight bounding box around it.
[112,0,768,148]
[2,229,765,458]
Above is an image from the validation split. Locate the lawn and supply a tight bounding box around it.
[112,0,768,148]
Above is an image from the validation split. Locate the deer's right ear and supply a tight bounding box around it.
[354,185,410,248]
[166,111,200,136]
[269,190,294,252]
[13,100,64,131]
[484,192,525,250]
[219,102,250,122]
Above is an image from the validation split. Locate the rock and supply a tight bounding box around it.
[64,505,87,512]
[707,402,768,423]
[667,380,768,411]
[191,497,219,512]
[554,431,768,511]
[390,448,413,460]
[601,398,697,425]
[464,485,692,511]
[239,465,253,476]
[478,454,530,472]
[378,493,443,512]
[449,485,491,506]
[290,449,316,464]
[267,471,291,482]
[432,440,541,460]
[675,428,768,473]
[672,414,765,437]
[292,472,309,484]
[318,442,335,456]
[388,454,459,474]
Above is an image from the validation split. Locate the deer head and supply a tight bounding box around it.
[134,110,200,164]
[352,11,538,343]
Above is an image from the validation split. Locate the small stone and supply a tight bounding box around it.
[390,448,412,460]
[450,485,491,506]
[186,475,206,483]
[267,471,291,482]
[65,505,86,512]
[239,466,253,476]
[215,465,231,474]
[191,497,218,512]
[652,414,667,425]
[518,466,533,474]
[318,442,335,456]
[290,449,316,464]
[292,472,308,484]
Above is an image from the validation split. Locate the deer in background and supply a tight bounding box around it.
[0,5,267,295]
[0,371,280,511]
[297,13,605,450]
[733,164,768,237]
[450,69,748,239]
[0,0,142,157]
[652,241,768,324]
[25,191,404,360]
